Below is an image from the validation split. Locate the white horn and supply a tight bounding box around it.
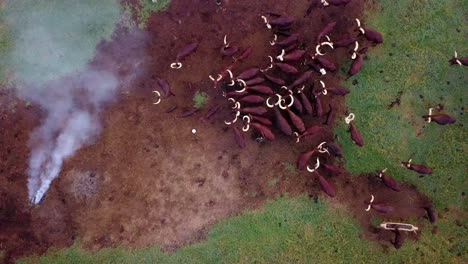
[345,113,355,124]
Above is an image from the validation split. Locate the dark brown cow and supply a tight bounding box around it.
[316,171,336,197]
[286,109,306,133]
[282,50,306,62]
[297,148,317,170]
[270,16,295,27]
[237,68,259,80]
[274,108,293,136]
[349,122,364,147]
[176,42,198,62]
[377,169,401,192]
[245,77,265,86]
[240,106,268,116]
[238,95,265,104]
[316,22,336,43]
[264,73,285,85]
[250,115,272,126]
[232,126,246,149]
[423,114,456,125]
[334,37,357,47]
[250,122,275,141]
[314,57,337,72]
[276,33,299,47]
[221,46,239,57]
[348,53,363,76]
[273,63,299,74]
[327,86,350,96]
[247,85,275,95]
[401,160,432,174]
[300,92,313,115]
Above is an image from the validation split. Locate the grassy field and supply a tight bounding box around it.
[123,0,171,29]
[19,196,465,264]
[11,0,468,263]
[335,0,467,211]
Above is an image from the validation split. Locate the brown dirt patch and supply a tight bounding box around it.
[0,1,434,263]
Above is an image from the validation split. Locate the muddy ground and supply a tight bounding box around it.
[0,0,435,263]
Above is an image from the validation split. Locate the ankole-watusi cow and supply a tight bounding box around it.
[393,228,404,249]
[325,105,335,126]
[423,114,456,125]
[247,85,275,95]
[250,122,275,141]
[232,126,246,149]
[326,0,352,7]
[264,73,285,85]
[315,95,324,117]
[300,92,313,115]
[221,46,239,57]
[314,57,337,72]
[424,206,436,223]
[322,163,343,175]
[274,62,299,74]
[270,16,295,27]
[371,203,394,213]
[377,170,401,192]
[176,42,198,62]
[282,50,306,62]
[289,70,313,89]
[327,86,350,96]
[245,77,265,86]
[316,21,337,43]
[363,28,383,44]
[276,33,299,47]
[297,148,318,170]
[286,108,306,133]
[156,78,176,97]
[325,142,343,158]
[274,108,293,136]
[240,106,268,116]
[237,68,260,80]
[296,125,325,142]
[291,95,304,114]
[250,115,272,126]
[315,171,336,197]
[349,122,364,147]
[449,51,468,66]
[401,161,433,174]
[238,95,265,104]
[334,37,357,47]
[348,53,363,76]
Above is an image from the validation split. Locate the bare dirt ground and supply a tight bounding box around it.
[0,0,435,263]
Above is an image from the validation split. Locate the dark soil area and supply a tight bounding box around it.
[0,0,435,263]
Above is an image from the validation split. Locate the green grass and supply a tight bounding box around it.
[335,0,467,210]
[124,0,171,29]
[4,0,120,84]
[18,196,466,263]
[193,90,209,109]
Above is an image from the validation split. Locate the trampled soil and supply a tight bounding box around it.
[0,0,436,263]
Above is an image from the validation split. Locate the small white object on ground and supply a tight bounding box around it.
[192,129,197,134]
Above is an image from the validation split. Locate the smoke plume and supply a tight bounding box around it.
[21,71,118,204]
[5,0,146,204]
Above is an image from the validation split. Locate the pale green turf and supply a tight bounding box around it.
[123,0,171,29]
[18,196,466,264]
[335,0,467,210]
[3,0,120,84]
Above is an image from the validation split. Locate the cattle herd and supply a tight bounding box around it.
[152,1,462,249]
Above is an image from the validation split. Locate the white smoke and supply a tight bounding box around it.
[21,71,118,204]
